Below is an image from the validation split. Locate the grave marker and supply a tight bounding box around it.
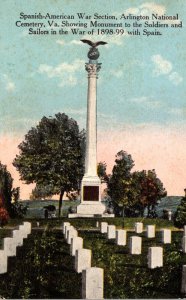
[116,229,126,246]
[182,236,186,253]
[130,236,142,254]
[75,248,91,273]
[100,222,108,234]
[12,230,24,247]
[63,222,70,234]
[181,265,186,294]
[148,247,163,269]
[146,225,155,238]
[67,229,78,244]
[65,225,74,240]
[19,225,28,239]
[161,229,171,244]
[135,222,143,234]
[3,237,17,257]
[70,237,83,256]
[82,267,104,299]
[0,250,7,274]
[107,225,116,239]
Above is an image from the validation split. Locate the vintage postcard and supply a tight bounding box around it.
[0,0,185,299]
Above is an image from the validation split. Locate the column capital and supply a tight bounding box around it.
[85,63,101,77]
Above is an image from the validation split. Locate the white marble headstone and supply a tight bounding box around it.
[75,248,91,273]
[70,236,83,256]
[82,267,104,299]
[100,222,108,234]
[116,229,126,246]
[0,250,8,274]
[147,247,163,269]
[130,236,142,254]
[107,225,116,239]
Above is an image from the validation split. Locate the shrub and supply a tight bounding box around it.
[174,195,186,228]
[11,202,28,219]
[0,207,9,226]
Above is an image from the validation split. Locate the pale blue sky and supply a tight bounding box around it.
[0,0,185,134]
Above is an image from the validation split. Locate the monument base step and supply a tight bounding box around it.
[76,202,106,214]
[68,213,115,218]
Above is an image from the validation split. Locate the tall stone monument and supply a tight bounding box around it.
[70,40,111,217]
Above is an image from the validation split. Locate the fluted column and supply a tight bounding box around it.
[84,63,101,177]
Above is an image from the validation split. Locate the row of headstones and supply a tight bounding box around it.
[100,221,186,294]
[63,222,104,299]
[134,222,186,254]
[0,222,32,274]
[100,222,186,268]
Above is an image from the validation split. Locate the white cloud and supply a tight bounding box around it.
[130,96,161,108]
[5,81,15,92]
[139,2,166,15]
[151,54,172,76]
[38,59,84,87]
[151,55,183,86]
[70,40,82,45]
[169,72,183,86]
[56,39,66,46]
[63,108,86,116]
[119,2,165,18]
[56,39,82,46]
[2,74,15,92]
[111,69,123,78]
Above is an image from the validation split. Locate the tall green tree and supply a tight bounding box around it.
[174,189,186,228]
[97,161,109,183]
[132,169,167,217]
[13,113,85,217]
[107,150,135,217]
[0,162,21,219]
[0,162,14,215]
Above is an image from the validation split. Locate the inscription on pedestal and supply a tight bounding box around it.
[83,186,99,201]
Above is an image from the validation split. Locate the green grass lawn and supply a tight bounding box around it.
[0,218,185,298]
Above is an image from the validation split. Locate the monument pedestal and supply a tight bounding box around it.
[77,175,105,215]
[69,175,114,218]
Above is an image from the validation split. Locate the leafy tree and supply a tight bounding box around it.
[13,113,85,217]
[30,184,53,200]
[107,150,135,218]
[132,169,167,217]
[0,162,23,219]
[97,161,109,183]
[174,189,186,228]
[0,162,13,215]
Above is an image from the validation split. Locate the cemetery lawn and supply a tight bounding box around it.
[0,218,185,299]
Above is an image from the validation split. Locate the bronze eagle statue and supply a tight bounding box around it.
[81,39,107,47]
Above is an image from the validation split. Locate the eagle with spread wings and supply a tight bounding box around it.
[81,39,107,47]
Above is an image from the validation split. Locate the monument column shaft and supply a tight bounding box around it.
[69,41,114,216]
[85,71,97,176]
